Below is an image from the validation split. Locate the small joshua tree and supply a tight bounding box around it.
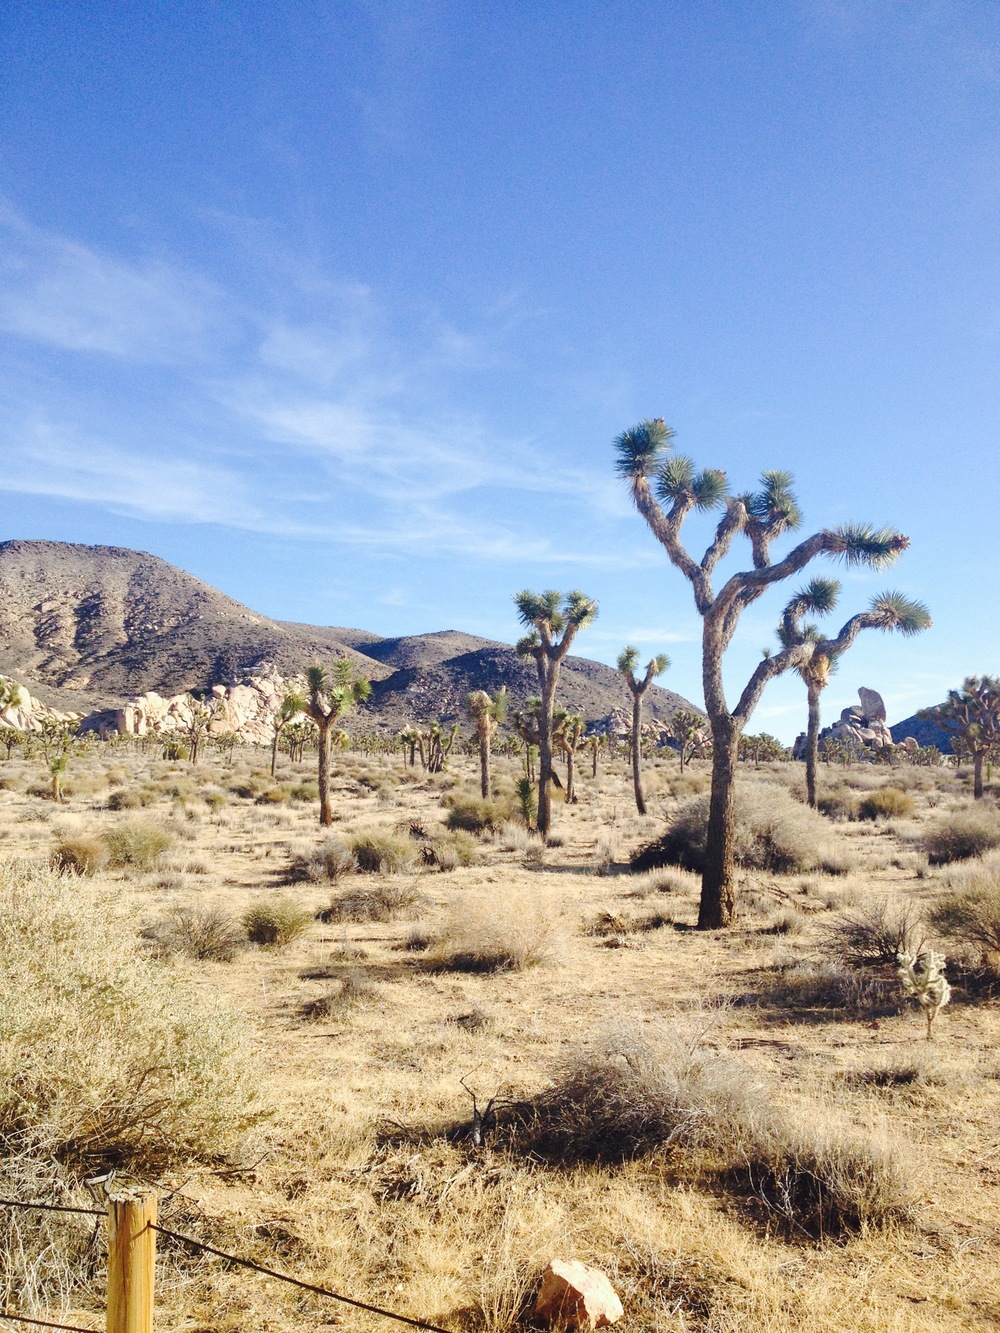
[615,417,914,928]
[897,949,951,1041]
[467,688,509,798]
[271,688,306,777]
[553,708,586,804]
[305,660,372,825]
[618,646,670,815]
[921,676,1000,799]
[669,708,706,772]
[49,753,68,803]
[514,590,598,837]
[779,580,931,807]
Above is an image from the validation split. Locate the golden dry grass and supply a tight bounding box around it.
[1,744,999,1331]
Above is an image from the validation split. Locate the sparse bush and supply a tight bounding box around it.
[317,880,424,923]
[750,959,897,1013]
[824,897,925,967]
[290,780,320,802]
[423,828,481,870]
[144,905,245,962]
[631,784,837,875]
[857,787,915,821]
[107,787,154,810]
[445,791,515,835]
[921,807,1000,865]
[256,785,291,805]
[299,969,378,1020]
[105,819,174,871]
[286,837,356,883]
[51,833,110,877]
[430,892,557,972]
[243,897,312,947]
[816,788,859,821]
[930,853,1000,965]
[348,830,416,874]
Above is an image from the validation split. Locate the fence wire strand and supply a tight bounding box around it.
[152,1223,455,1333]
[0,1201,102,1219]
[0,1312,101,1333]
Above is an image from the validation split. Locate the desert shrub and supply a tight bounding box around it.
[0,858,266,1177]
[749,960,897,1014]
[445,791,516,835]
[256,785,291,805]
[857,787,915,821]
[107,787,155,810]
[816,788,858,821]
[143,905,245,962]
[104,819,174,870]
[921,807,1000,865]
[243,897,312,947]
[430,891,557,972]
[823,897,925,966]
[631,784,836,875]
[51,833,110,877]
[348,830,416,874]
[299,969,378,1020]
[422,828,481,870]
[290,780,320,801]
[501,1029,909,1237]
[317,880,424,923]
[930,854,1000,964]
[286,837,356,883]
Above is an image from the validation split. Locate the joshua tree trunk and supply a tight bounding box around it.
[479,726,491,798]
[566,748,575,804]
[699,718,740,929]
[974,750,985,800]
[317,722,333,826]
[805,678,822,809]
[537,676,557,838]
[270,729,281,778]
[631,695,646,815]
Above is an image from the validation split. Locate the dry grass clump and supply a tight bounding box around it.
[143,904,245,962]
[823,896,925,966]
[348,829,416,874]
[929,853,1000,983]
[421,828,481,870]
[857,787,915,821]
[749,960,896,1014]
[318,879,424,923]
[299,968,378,1020]
[501,1028,910,1237]
[50,832,109,876]
[445,791,516,835]
[921,806,1000,864]
[106,786,155,810]
[242,896,312,947]
[429,891,558,972]
[104,818,174,870]
[0,858,267,1177]
[286,836,356,883]
[816,786,859,821]
[632,784,844,875]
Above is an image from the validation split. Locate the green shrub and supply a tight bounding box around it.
[242,897,312,947]
[423,829,481,870]
[143,905,245,962]
[290,780,319,802]
[921,808,1000,865]
[445,792,515,835]
[631,784,836,875]
[348,830,416,874]
[287,837,356,883]
[256,785,291,805]
[857,787,915,821]
[105,819,174,870]
[51,834,110,877]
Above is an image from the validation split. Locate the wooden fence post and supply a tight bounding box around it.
[106,1188,156,1333]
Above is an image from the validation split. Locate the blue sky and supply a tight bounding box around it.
[1,1,998,740]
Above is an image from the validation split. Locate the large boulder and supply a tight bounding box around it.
[858,686,887,723]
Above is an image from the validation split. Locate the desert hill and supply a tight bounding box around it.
[890,710,953,753]
[0,540,697,729]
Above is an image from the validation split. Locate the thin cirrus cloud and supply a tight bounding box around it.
[0,206,644,563]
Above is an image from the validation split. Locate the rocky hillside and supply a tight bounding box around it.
[890,710,953,753]
[0,540,697,730]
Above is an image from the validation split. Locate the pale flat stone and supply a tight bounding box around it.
[534,1259,624,1331]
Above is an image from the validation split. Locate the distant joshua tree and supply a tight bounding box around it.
[553,708,586,804]
[669,708,705,772]
[467,688,509,797]
[617,646,670,815]
[514,589,598,837]
[615,417,915,928]
[0,678,24,725]
[779,579,930,807]
[305,660,371,825]
[271,688,306,777]
[921,676,1000,799]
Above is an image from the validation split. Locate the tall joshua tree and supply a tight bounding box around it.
[305,660,371,825]
[467,688,509,798]
[618,646,671,815]
[922,676,1000,799]
[615,418,914,929]
[514,589,598,837]
[271,688,306,777]
[779,580,931,807]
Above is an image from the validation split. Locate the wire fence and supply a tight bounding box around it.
[0,1195,457,1333]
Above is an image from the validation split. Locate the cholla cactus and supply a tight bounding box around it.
[897,949,952,1041]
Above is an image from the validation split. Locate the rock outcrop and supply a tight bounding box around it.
[0,676,81,732]
[793,687,895,759]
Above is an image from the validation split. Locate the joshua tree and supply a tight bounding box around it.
[779,580,931,807]
[305,660,371,824]
[617,646,670,814]
[271,688,306,777]
[49,753,68,803]
[467,688,509,797]
[669,708,705,772]
[0,727,19,761]
[921,676,1000,799]
[0,678,24,725]
[615,418,914,928]
[180,696,218,765]
[738,733,788,767]
[553,708,586,804]
[514,589,598,837]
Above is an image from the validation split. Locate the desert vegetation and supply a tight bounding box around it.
[2,724,1000,1332]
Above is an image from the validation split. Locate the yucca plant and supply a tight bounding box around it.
[304,659,371,825]
[618,646,670,815]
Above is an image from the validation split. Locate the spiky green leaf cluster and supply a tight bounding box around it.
[826,524,909,568]
[613,418,674,479]
[748,470,802,531]
[866,591,932,635]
